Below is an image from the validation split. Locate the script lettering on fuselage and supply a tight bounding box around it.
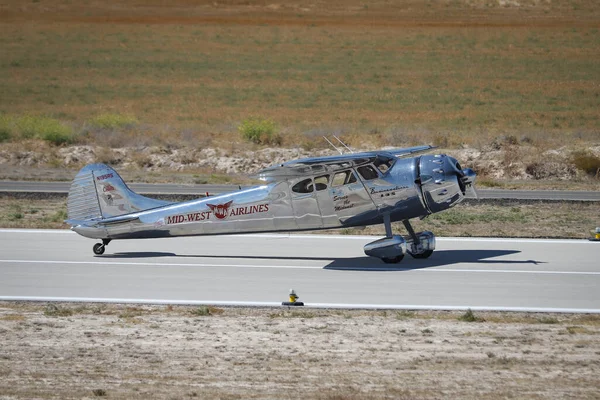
[165,203,269,225]
[369,185,407,197]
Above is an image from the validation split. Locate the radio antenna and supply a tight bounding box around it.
[334,135,354,154]
[323,136,344,155]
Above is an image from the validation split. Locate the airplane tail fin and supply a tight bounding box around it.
[67,163,171,222]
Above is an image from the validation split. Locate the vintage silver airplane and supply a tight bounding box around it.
[66,145,476,263]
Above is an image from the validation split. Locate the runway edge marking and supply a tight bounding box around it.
[1,259,600,275]
[1,296,599,314]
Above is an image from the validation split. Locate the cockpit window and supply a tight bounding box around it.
[357,165,379,180]
[292,178,314,193]
[314,175,329,191]
[332,170,357,187]
[374,157,395,174]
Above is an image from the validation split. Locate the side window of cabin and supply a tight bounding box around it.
[332,170,357,187]
[292,178,314,194]
[314,175,329,191]
[374,158,394,174]
[357,165,379,180]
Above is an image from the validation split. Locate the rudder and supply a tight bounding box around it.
[67,163,171,221]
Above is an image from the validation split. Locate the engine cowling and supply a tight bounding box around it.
[418,154,476,214]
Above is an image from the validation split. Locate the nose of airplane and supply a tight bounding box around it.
[446,156,477,196]
[418,154,477,213]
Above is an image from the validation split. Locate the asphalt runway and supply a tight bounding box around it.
[1,180,599,201]
[0,229,598,312]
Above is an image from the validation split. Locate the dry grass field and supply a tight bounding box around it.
[1,302,599,399]
[1,0,599,150]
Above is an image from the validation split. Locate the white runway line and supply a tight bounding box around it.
[0,296,598,314]
[1,259,599,275]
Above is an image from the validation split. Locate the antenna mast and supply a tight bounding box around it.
[333,135,354,154]
[323,136,344,155]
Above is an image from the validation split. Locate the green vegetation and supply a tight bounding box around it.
[0,114,74,145]
[458,309,485,323]
[190,306,224,316]
[190,306,211,316]
[88,113,138,130]
[0,0,598,148]
[44,304,73,317]
[238,117,280,145]
[44,209,67,223]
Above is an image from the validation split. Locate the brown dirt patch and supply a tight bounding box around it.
[1,302,599,399]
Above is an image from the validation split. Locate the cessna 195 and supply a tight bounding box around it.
[66,145,476,263]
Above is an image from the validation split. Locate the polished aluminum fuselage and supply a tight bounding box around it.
[72,153,470,241]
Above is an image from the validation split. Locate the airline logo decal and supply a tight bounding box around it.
[165,201,269,225]
[207,200,233,220]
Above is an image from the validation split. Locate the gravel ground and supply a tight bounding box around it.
[1,302,599,399]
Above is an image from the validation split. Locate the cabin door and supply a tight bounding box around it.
[329,169,377,224]
[290,177,323,230]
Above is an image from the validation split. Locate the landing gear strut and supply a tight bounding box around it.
[93,239,111,255]
[402,220,435,259]
[363,215,436,263]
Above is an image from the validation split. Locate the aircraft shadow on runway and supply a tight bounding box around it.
[101,252,177,258]
[324,249,545,271]
[101,249,545,272]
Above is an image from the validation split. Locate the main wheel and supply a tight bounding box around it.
[382,255,404,264]
[93,243,105,255]
[410,250,433,259]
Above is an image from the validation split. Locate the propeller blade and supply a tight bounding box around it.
[466,184,478,199]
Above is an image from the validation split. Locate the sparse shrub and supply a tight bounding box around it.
[42,129,74,145]
[45,209,68,223]
[190,306,211,316]
[458,309,485,322]
[14,115,74,145]
[571,150,600,177]
[8,212,23,221]
[395,310,415,319]
[0,115,13,142]
[238,117,281,145]
[0,129,10,142]
[92,388,107,397]
[89,113,138,130]
[189,306,224,316]
[566,326,592,334]
[44,304,73,317]
[118,307,144,319]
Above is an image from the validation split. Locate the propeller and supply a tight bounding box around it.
[460,168,478,199]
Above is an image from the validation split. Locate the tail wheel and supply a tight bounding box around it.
[410,250,433,259]
[93,243,105,255]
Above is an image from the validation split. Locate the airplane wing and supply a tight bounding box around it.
[282,145,435,167]
[255,145,435,180]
